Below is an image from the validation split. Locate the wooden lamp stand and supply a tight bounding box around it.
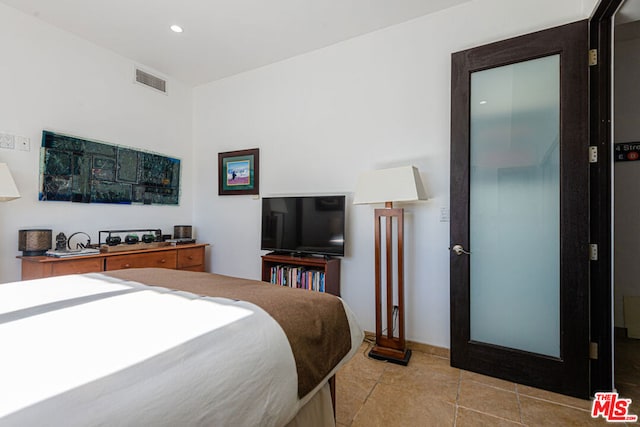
[353,165,427,366]
[368,201,411,365]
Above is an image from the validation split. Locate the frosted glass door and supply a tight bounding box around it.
[469,55,560,357]
[450,20,589,398]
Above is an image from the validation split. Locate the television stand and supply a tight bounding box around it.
[261,253,341,296]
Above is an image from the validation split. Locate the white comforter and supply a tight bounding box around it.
[0,273,362,426]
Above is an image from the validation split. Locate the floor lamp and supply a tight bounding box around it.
[0,163,21,202]
[354,165,427,366]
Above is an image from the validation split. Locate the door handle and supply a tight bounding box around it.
[451,244,471,256]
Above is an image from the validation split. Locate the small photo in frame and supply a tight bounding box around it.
[218,148,259,195]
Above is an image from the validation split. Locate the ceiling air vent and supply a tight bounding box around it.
[135,68,167,93]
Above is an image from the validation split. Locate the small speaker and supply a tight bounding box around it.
[19,229,52,256]
[174,225,192,239]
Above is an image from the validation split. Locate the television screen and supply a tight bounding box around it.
[261,195,345,257]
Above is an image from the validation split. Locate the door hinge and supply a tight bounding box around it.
[590,146,598,163]
[590,244,598,261]
[590,342,599,360]
[589,49,598,66]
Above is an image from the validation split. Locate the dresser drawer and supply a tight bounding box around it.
[105,251,177,271]
[51,258,104,276]
[177,247,204,269]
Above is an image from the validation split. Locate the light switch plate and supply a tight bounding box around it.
[0,132,15,149]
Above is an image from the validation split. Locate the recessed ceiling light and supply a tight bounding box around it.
[479,100,488,105]
[170,25,183,33]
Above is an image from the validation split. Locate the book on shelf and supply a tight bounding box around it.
[269,264,326,293]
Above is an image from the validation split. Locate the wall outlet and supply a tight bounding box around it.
[0,132,15,149]
[16,135,30,151]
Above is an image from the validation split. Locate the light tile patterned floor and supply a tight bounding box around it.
[335,341,634,426]
[616,335,640,421]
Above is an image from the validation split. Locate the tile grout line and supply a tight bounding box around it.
[453,369,462,426]
[515,383,524,425]
[351,341,383,427]
[517,392,594,413]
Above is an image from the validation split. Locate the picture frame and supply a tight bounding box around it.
[218,148,260,195]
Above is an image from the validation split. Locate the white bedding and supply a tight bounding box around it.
[0,273,363,426]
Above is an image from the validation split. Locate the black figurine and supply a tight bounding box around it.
[55,232,67,251]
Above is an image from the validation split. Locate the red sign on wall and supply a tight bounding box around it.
[615,142,640,162]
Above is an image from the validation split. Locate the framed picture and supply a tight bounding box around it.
[218,148,260,195]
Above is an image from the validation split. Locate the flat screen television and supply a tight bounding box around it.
[261,195,345,257]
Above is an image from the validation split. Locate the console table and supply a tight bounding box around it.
[18,243,208,280]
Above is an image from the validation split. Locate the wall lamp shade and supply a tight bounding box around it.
[0,163,20,202]
[353,165,427,205]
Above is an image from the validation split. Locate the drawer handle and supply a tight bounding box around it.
[159,259,166,264]
[188,256,194,260]
[123,264,131,268]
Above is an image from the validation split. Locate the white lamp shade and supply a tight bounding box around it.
[353,165,427,205]
[0,163,20,202]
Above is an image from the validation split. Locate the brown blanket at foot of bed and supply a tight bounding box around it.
[101,268,352,398]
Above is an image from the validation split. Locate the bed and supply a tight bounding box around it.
[0,268,363,426]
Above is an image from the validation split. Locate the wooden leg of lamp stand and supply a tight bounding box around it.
[368,203,411,366]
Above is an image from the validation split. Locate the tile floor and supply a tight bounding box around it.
[335,340,636,426]
[616,335,640,421]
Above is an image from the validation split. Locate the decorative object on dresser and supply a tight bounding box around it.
[168,225,196,244]
[18,229,52,256]
[173,225,192,239]
[67,231,92,250]
[106,236,122,245]
[45,231,100,258]
[142,233,155,243]
[124,234,139,244]
[353,165,428,366]
[39,231,100,257]
[0,163,20,201]
[55,232,67,250]
[218,148,259,195]
[98,228,168,252]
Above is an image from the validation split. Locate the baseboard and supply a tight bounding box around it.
[363,331,450,359]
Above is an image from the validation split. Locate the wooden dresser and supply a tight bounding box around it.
[18,243,208,280]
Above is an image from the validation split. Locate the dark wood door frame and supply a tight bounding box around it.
[589,0,624,395]
[450,20,590,399]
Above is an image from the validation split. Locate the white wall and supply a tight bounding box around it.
[0,3,194,283]
[614,36,640,327]
[193,0,596,348]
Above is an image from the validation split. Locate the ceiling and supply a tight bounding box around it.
[1,0,469,86]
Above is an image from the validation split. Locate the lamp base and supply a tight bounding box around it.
[21,250,47,256]
[368,345,412,366]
